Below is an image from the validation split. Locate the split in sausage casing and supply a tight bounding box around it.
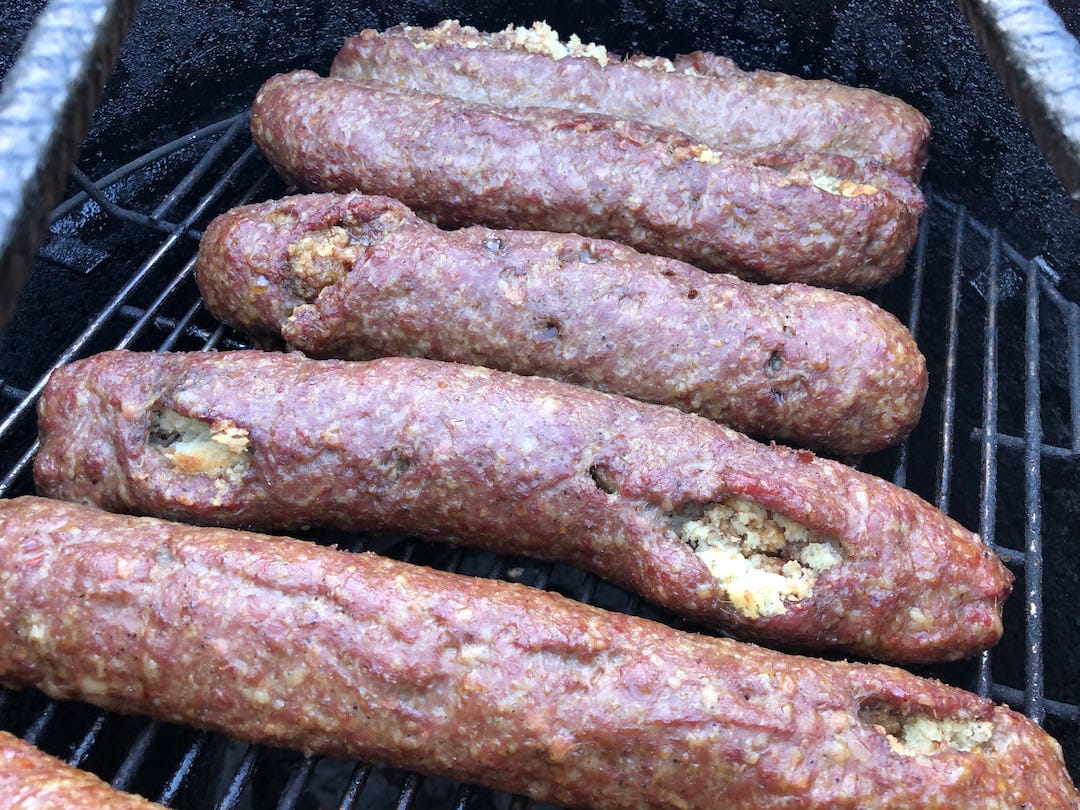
[34,350,1010,663]
[331,19,931,181]
[0,497,1074,810]
[250,71,925,290]
[195,192,928,455]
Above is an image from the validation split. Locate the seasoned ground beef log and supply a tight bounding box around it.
[249,71,924,290]
[0,731,162,809]
[195,193,927,455]
[34,351,1009,664]
[0,498,1074,810]
[331,20,931,181]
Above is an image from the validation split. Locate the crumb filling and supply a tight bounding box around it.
[287,226,364,303]
[409,20,614,66]
[806,171,879,197]
[150,409,250,477]
[859,701,994,756]
[670,497,842,619]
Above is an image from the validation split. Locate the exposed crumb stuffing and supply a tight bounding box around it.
[690,144,723,165]
[287,226,364,302]
[805,171,879,197]
[859,701,993,756]
[405,20,615,67]
[150,409,250,477]
[670,497,841,618]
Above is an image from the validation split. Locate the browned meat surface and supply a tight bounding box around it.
[331,20,931,181]
[0,497,1074,810]
[34,350,1009,664]
[195,193,927,455]
[250,71,924,290]
[0,730,162,809]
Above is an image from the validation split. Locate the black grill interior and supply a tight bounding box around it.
[2,1,1080,806]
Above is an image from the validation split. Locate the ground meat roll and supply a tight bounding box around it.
[33,350,1010,664]
[331,20,931,181]
[195,192,927,455]
[0,498,1075,810]
[0,730,162,809]
[249,71,924,290]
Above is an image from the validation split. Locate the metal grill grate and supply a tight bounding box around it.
[0,114,1078,808]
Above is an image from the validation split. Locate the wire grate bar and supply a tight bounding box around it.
[157,732,208,806]
[969,429,1078,458]
[394,772,423,810]
[159,299,210,353]
[992,684,1080,722]
[276,757,318,810]
[0,439,39,498]
[892,200,931,489]
[935,207,966,513]
[151,115,250,221]
[110,720,161,791]
[69,167,192,237]
[216,746,260,810]
[67,711,107,768]
[1022,256,1045,725]
[50,114,247,225]
[338,762,373,810]
[22,702,56,746]
[988,545,1026,565]
[1,382,29,401]
[116,260,196,349]
[906,189,931,344]
[976,228,1001,699]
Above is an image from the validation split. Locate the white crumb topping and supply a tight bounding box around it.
[628,55,677,73]
[151,409,250,476]
[404,20,613,66]
[497,21,611,65]
[671,497,841,619]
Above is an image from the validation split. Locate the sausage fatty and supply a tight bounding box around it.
[195,192,928,455]
[331,20,931,181]
[250,71,924,290]
[0,497,1074,810]
[34,350,1009,663]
